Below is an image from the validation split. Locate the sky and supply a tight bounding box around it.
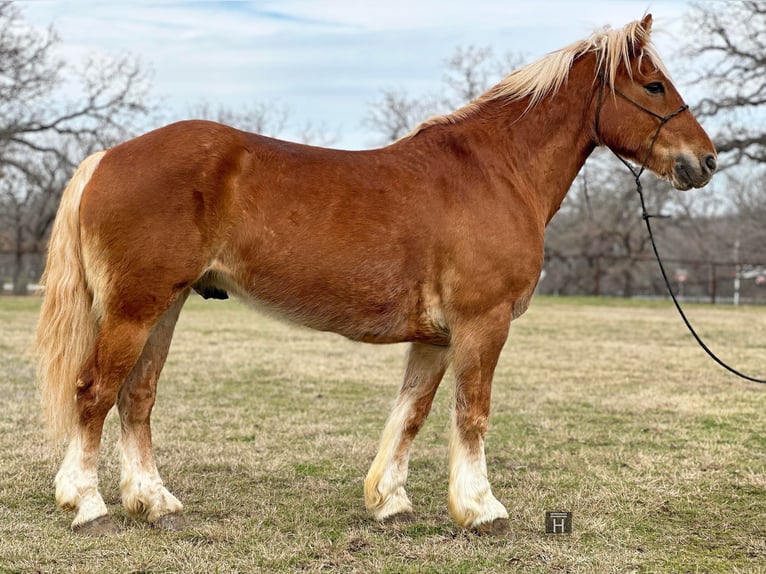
[20,0,693,150]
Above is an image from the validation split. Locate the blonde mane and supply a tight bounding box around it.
[408,17,669,138]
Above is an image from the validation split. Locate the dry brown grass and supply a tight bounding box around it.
[1,295,764,573]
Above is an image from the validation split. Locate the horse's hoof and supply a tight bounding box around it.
[380,511,415,524]
[72,515,120,536]
[473,517,509,536]
[152,511,188,531]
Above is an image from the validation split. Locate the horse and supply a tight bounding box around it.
[36,14,716,536]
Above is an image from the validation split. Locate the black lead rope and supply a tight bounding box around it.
[635,177,766,384]
[595,77,766,385]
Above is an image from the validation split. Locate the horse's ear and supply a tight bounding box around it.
[640,13,653,36]
[629,13,653,56]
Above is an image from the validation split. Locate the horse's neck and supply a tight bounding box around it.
[434,65,598,225]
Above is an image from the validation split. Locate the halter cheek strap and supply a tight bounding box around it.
[593,71,688,179]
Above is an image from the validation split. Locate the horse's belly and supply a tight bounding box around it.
[203,262,449,346]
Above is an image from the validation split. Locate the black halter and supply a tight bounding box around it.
[593,71,688,180]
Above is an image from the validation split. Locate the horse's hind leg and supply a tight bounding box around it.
[364,343,449,521]
[117,291,188,529]
[55,312,160,533]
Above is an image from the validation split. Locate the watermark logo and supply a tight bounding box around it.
[545,511,572,534]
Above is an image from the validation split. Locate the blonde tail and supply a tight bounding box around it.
[36,151,106,442]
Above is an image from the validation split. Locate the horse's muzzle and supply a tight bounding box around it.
[673,153,717,190]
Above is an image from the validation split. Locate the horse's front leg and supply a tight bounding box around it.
[448,305,511,534]
[365,343,450,521]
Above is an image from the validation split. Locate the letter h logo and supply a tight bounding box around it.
[545,511,572,534]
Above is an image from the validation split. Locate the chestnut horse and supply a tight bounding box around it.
[36,15,716,535]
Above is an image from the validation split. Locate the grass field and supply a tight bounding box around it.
[0,295,764,573]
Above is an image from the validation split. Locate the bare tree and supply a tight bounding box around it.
[364,90,435,143]
[675,1,766,297]
[441,45,496,105]
[188,100,340,147]
[544,151,679,297]
[294,120,341,148]
[726,172,766,263]
[0,2,151,293]
[188,101,289,138]
[441,45,525,107]
[682,1,766,167]
[0,153,68,294]
[365,45,524,144]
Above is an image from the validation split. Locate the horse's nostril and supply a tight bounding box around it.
[704,154,717,173]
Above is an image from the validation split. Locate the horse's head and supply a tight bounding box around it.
[595,14,717,190]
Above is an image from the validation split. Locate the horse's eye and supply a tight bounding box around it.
[644,82,665,95]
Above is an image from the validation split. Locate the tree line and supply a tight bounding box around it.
[1,1,764,301]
